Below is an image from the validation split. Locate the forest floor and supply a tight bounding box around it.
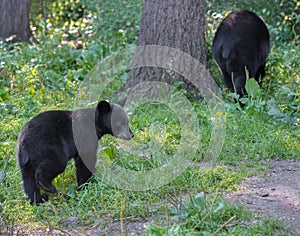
[4,159,300,235]
[224,159,300,234]
[64,159,300,235]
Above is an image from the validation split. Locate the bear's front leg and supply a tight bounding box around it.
[74,155,93,187]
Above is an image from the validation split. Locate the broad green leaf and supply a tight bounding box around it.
[227,92,240,100]
[148,224,164,236]
[100,147,116,159]
[245,78,261,98]
[167,226,181,235]
[213,201,224,213]
[267,99,282,117]
[66,183,77,198]
[193,192,205,209]
[0,88,9,100]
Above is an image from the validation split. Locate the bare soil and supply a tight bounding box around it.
[225,159,300,234]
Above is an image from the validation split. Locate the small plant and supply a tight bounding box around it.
[225,78,266,114]
[147,190,236,235]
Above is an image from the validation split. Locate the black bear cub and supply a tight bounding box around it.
[212,10,270,96]
[17,100,134,204]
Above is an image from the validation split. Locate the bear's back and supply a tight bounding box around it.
[212,10,270,63]
[24,110,72,140]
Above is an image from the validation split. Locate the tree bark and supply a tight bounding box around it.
[0,0,34,43]
[119,0,219,98]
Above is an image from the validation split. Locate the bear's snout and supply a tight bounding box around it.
[116,128,134,140]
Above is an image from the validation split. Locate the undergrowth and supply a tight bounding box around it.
[0,0,299,235]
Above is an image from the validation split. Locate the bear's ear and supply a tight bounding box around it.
[97,100,111,113]
[115,97,127,107]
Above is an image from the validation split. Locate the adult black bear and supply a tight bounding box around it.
[17,100,134,204]
[212,10,270,96]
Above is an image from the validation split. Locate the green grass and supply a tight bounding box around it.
[1,0,299,235]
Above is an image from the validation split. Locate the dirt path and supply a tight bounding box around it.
[225,159,300,233]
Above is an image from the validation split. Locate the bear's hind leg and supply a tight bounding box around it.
[35,153,68,193]
[21,168,44,204]
[221,71,235,93]
[233,72,247,97]
[35,166,57,193]
[254,63,266,86]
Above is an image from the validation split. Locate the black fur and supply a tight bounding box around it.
[212,10,270,96]
[17,100,133,204]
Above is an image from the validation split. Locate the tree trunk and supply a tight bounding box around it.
[0,0,33,43]
[119,0,219,98]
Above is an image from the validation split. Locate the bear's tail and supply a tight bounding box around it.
[16,143,30,167]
